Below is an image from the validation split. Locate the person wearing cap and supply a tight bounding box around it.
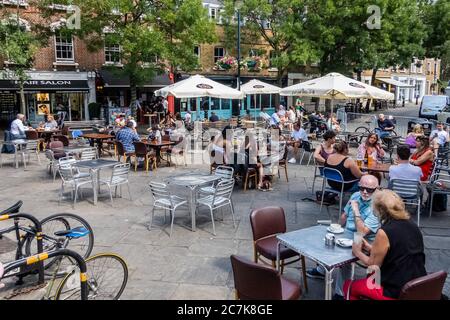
[116,120,141,153]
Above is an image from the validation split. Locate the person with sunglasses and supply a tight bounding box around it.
[306,175,381,299]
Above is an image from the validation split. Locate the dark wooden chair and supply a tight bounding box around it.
[230,254,301,300]
[278,144,289,182]
[133,141,156,172]
[250,206,308,291]
[115,140,135,163]
[399,270,447,300]
[243,167,258,192]
[53,135,70,147]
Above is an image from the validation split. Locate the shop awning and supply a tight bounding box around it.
[376,78,414,88]
[99,70,172,88]
[0,79,89,91]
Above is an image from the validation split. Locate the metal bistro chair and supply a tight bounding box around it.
[299,141,316,166]
[200,165,234,194]
[428,171,450,218]
[196,179,236,236]
[79,147,98,161]
[98,163,132,206]
[311,159,324,194]
[24,140,41,164]
[58,156,90,179]
[388,179,422,226]
[320,167,360,214]
[148,181,188,237]
[58,165,94,208]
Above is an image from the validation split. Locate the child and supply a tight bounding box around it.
[147,125,162,143]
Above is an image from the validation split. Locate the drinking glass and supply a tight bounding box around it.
[354,231,363,245]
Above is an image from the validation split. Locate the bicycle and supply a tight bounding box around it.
[1,248,89,300]
[0,203,94,283]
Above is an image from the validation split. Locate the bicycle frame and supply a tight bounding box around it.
[0,212,45,283]
[2,249,88,300]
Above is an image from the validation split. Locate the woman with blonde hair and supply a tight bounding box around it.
[343,189,427,300]
[405,124,424,148]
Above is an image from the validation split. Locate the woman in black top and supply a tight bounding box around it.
[325,140,364,192]
[344,189,427,300]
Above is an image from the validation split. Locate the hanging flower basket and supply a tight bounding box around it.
[241,56,267,72]
[214,56,238,71]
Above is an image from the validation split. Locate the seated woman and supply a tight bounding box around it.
[43,114,58,130]
[357,133,385,161]
[344,189,427,300]
[325,140,364,192]
[405,124,424,149]
[327,113,341,132]
[313,130,337,165]
[410,136,434,182]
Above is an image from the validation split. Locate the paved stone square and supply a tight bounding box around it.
[0,141,449,299]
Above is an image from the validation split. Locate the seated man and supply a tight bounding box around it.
[389,144,422,181]
[375,113,395,139]
[209,112,219,122]
[306,175,381,300]
[10,113,30,140]
[429,122,449,153]
[116,120,140,153]
[288,123,308,163]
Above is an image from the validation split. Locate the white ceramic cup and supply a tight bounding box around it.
[354,232,363,245]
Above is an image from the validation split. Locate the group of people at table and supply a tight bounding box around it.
[301,121,449,300]
[9,113,60,140]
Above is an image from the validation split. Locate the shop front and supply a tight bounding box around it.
[0,71,93,127]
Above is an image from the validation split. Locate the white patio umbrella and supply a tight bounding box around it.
[155,74,244,99]
[279,72,395,113]
[240,79,281,120]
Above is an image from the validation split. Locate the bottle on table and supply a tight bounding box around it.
[364,149,369,166]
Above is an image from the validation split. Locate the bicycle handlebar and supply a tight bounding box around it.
[2,249,88,300]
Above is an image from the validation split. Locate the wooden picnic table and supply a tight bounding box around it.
[81,133,114,157]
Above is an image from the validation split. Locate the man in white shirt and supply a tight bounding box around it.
[10,113,29,139]
[259,107,271,122]
[288,123,308,163]
[389,145,422,181]
[277,105,286,117]
[430,122,449,152]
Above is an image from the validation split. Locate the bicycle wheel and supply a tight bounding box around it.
[25,213,94,268]
[354,126,371,134]
[55,253,128,300]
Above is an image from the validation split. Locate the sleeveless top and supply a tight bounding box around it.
[325,157,358,191]
[319,144,334,161]
[411,148,433,181]
[380,219,427,298]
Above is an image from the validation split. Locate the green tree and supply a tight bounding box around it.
[0,15,39,115]
[37,0,214,117]
[423,0,450,80]
[221,0,319,86]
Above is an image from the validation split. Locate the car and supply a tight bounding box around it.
[419,95,450,120]
[437,105,450,124]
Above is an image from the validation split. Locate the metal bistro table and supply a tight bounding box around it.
[277,225,358,300]
[166,174,221,232]
[75,159,120,205]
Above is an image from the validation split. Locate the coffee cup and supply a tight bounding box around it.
[330,223,341,232]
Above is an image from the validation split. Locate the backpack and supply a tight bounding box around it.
[1,131,15,154]
[316,190,337,204]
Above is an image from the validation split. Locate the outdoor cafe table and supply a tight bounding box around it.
[81,133,114,157]
[75,159,120,205]
[360,162,391,173]
[277,225,358,300]
[142,139,176,166]
[166,174,221,232]
[53,145,92,157]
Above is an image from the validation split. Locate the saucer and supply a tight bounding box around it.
[336,238,353,248]
[327,227,344,234]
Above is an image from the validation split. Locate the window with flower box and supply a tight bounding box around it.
[214,47,225,63]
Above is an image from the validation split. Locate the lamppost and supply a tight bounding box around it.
[235,0,243,91]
